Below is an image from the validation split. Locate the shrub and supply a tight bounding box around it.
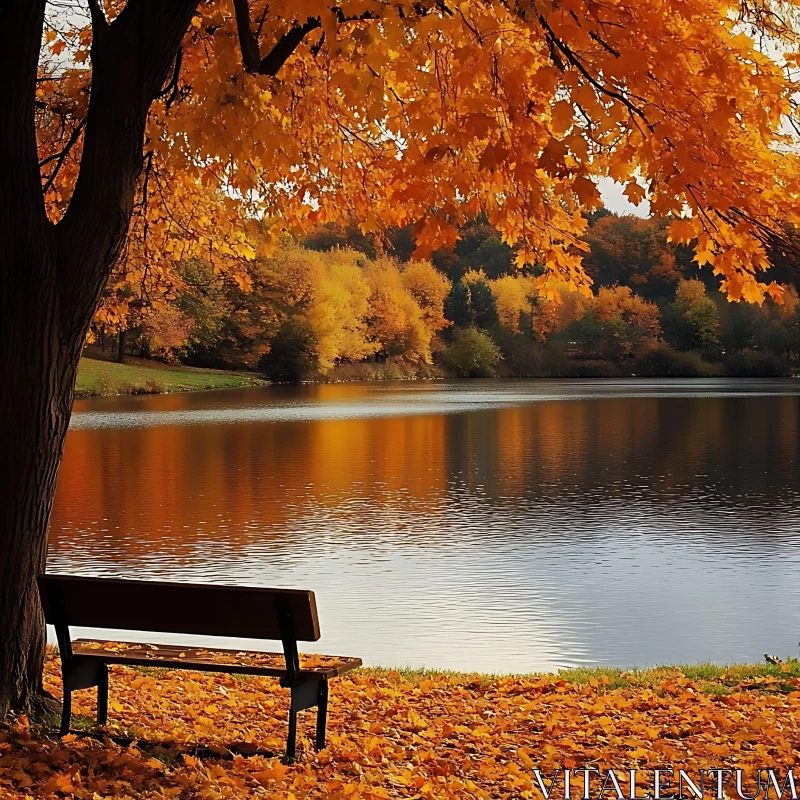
[140,379,167,394]
[441,327,502,378]
[635,344,717,377]
[570,360,624,378]
[259,319,319,383]
[724,350,789,377]
[502,337,570,378]
[322,359,443,382]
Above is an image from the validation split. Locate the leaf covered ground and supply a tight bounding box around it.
[2,654,800,799]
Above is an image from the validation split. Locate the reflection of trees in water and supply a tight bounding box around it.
[50,410,452,564]
[447,396,799,506]
[50,394,800,567]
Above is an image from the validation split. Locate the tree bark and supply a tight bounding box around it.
[117,330,127,363]
[0,0,199,716]
[0,264,82,716]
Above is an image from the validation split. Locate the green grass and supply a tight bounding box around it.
[363,660,800,695]
[553,662,800,694]
[75,356,266,397]
[33,710,101,734]
[48,645,800,690]
[557,661,800,684]
[45,645,800,702]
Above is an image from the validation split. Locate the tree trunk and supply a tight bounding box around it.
[0,0,199,716]
[117,329,127,363]
[0,235,85,716]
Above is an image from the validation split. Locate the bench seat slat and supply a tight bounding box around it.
[72,639,362,679]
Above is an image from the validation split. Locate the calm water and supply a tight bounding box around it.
[49,379,800,673]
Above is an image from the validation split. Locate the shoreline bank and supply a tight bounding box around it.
[75,354,800,399]
[75,356,267,398]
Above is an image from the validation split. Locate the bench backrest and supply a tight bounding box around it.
[38,574,321,642]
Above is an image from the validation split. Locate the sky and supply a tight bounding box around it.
[598,177,651,217]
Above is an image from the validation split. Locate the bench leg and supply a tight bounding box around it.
[283,678,326,761]
[97,664,109,726]
[60,690,72,736]
[315,680,328,751]
[285,706,298,762]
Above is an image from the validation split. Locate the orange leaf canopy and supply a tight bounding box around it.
[40,0,800,303]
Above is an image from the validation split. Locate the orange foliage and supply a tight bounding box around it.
[142,305,195,362]
[592,286,660,333]
[2,655,800,797]
[584,216,683,293]
[364,259,448,363]
[36,0,800,312]
[212,247,452,371]
[400,261,453,341]
[587,286,662,357]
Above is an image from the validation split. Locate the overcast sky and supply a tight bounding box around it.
[598,177,650,217]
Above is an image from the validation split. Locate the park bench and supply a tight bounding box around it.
[38,574,361,760]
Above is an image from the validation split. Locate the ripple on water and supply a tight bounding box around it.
[50,379,800,672]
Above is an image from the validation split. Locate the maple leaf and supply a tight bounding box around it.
[573,175,600,208]
[551,100,575,135]
[624,182,647,206]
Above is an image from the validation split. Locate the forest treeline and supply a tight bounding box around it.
[92,212,800,380]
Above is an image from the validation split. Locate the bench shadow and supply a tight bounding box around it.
[57,728,284,762]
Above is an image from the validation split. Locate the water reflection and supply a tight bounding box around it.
[49,379,800,672]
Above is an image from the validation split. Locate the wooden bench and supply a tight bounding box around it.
[38,574,361,760]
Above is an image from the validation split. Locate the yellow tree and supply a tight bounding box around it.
[297,248,377,371]
[490,274,537,334]
[490,275,593,341]
[5,0,800,713]
[364,258,434,361]
[400,260,453,342]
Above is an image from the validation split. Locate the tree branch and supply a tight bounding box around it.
[232,0,261,73]
[234,4,380,77]
[156,48,183,108]
[536,13,650,127]
[40,120,86,194]
[57,0,200,328]
[259,18,322,76]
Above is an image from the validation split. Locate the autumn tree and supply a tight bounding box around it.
[662,278,722,356]
[567,286,661,360]
[400,261,453,342]
[140,304,195,362]
[5,0,800,716]
[584,215,686,300]
[145,247,448,378]
[489,274,538,335]
[363,258,444,362]
[442,327,503,378]
[487,274,585,341]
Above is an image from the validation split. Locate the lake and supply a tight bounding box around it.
[49,378,800,673]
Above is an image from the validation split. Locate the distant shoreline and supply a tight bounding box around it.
[75,353,799,399]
